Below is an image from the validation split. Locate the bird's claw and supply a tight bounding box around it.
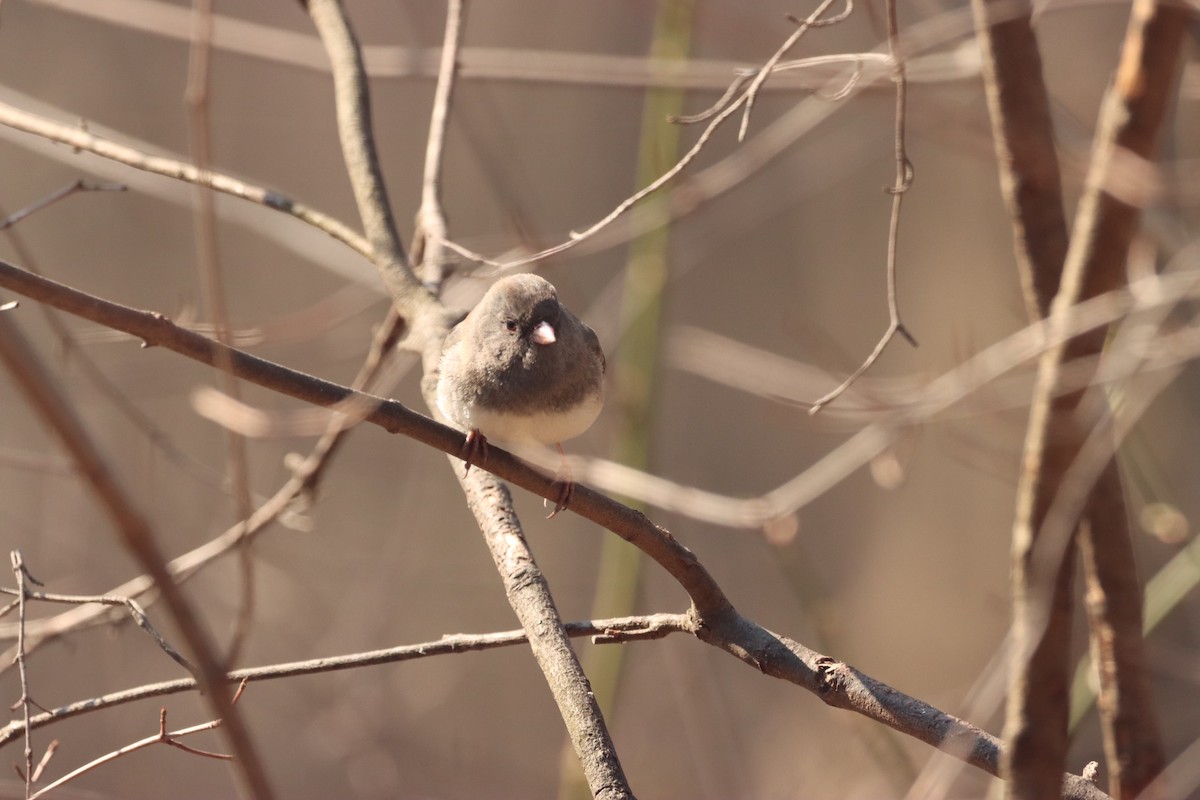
[462,429,488,476]
[544,479,574,519]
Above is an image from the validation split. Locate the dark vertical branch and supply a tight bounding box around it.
[985,0,1185,796]
[969,0,1070,320]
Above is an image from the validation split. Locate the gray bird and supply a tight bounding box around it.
[436,273,605,515]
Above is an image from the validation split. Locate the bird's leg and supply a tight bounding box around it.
[462,429,489,476]
[545,443,575,519]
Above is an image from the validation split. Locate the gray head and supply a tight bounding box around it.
[452,273,602,409]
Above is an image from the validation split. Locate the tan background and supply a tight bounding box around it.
[0,1,1196,798]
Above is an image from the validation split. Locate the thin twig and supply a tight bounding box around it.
[412,0,467,290]
[808,0,915,414]
[0,99,371,257]
[0,180,126,231]
[26,701,241,800]
[0,585,197,675]
[738,0,853,141]
[28,740,56,784]
[437,0,849,274]
[0,602,1112,800]
[9,551,38,799]
[0,614,689,744]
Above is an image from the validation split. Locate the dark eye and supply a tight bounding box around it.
[505,319,518,332]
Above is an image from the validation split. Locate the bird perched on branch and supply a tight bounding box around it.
[436,273,605,516]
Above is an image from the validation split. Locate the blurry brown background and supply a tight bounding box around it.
[0,0,1196,798]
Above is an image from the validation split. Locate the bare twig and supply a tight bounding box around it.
[304,0,413,283]
[0,584,197,675]
[0,180,125,231]
[808,0,915,414]
[27,700,243,800]
[412,0,467,290]
[0,602,1114,800]
[0,99,371,257]
[28,740,56,785]
[0,311,275,800]
[738,0,853,141]
[437,0,849,274]
[9,551,38,799]
[0,614,688,744]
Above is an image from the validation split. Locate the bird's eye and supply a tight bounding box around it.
[505,319,518,332]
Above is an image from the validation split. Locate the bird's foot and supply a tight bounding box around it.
[462,429,489,476]
[544,479,574,519]
[544,443,573,519]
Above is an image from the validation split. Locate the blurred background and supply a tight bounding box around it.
[0,0,1196,798]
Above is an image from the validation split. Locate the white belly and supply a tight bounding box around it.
[443,391,603,446]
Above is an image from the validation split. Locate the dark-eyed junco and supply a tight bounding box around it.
[436,273,605,515]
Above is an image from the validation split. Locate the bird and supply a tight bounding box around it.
[436,273,605,516]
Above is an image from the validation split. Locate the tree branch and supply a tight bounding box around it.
[0,310,275,800]
[0,258,1114,798]
[0,99,371,258]
[303,0,632,794]
[993,0,1185,795]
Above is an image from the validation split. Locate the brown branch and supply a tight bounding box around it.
[970,0,1070,321]
[0,99,371,258]
[972,0,1171,792]
[0,257,1120,798]
[305,0,415,291]
[737,0,852,141]
[0,614,686,745]
[0,606,1113,799]
[0,311,275,799]
[996,0,1185,796]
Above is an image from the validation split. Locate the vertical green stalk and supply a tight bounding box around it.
[557,3,694,797]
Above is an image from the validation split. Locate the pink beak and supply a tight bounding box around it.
[531,321,556,345]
